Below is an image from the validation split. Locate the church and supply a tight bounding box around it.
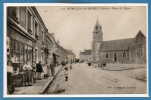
[92,20,146,64]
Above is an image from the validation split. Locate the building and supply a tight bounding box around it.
[7,6,50,72]
[46,33,54,65]
[92,20,146,64]
[66,49,76,63]
[79,50,92,62]
[7,6,74,89]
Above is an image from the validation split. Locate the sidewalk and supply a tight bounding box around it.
[13,65,62,94]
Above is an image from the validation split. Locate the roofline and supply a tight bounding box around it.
[103,38,134,42]
[31,7,48,32]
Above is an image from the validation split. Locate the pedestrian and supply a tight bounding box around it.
[36,61,43,80]
[23,61,33,86]
[64,66,68,81]
[62,61,68,81]
[27,62,33,86]
[23,62,28,86]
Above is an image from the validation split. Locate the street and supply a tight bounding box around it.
[47,63,147,94]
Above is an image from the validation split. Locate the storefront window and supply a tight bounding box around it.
[9,32,34,72]
[14,40,20,63]
[27,46,33,64]
[20,43,24,63]
[24,45,28,63]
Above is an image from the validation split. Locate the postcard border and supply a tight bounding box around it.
[3,3,149,98]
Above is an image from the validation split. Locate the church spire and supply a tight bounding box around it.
[93,18,102,33]
[95,17,100,26]
[96,17,99,25]
[92,18,103,62]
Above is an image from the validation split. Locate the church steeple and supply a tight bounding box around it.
[92,18,103,62]
[96,17,99,26]
[93,18,102,34]
[93,18,103,42]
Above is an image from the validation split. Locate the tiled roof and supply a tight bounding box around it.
[101,38,135,51]
[100,30,146,51]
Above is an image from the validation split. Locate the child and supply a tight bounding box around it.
[64,66,68,81]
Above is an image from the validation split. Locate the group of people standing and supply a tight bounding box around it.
[22,61,47,86]
[22,53,57,86]
[8,51,74,90]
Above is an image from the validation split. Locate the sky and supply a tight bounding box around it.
[36,5,147,57]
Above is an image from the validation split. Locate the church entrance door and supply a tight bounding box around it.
[114,53,117,62]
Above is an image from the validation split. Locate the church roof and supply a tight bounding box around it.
[101,38,135,51]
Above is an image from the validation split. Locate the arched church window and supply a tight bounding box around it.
[106,53,108,58]
[123,51,126,58]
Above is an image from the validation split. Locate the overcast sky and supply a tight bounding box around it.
[36,5,147,57]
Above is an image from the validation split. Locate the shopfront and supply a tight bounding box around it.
[8,27,35,72]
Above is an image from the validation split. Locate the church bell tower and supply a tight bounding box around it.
[92,19,103,62]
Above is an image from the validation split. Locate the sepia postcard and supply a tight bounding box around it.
[4,3,148,97]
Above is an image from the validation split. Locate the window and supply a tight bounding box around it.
[10,39,15,57]
[24,45,28,63]
[27,11,32,34]
[34,21,39,39]
[42,31,45,41]
[39,26,41,37]
[27,46,33,63]
[106,53,108,58]
[137,47,143,57]
[7,7,18,21]
[10,40,20,63]
[20,7,26,28]
[140,47,143,56]
[123,51,126,58]
[20,42,24,63]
